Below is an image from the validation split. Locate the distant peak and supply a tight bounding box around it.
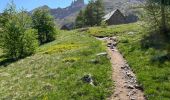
[71,0,85,6]
[40,5,51,9]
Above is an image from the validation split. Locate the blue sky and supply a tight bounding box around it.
[0,0,89,12]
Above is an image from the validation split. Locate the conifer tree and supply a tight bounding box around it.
[79,0,104,27]
[84,0,96,26]
[144,0,170,33]
[75,10,84,28]
[94,0,105,26]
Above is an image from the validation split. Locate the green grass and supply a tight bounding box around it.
[117,30,170,100]
[87,22,170,100]
[0,31,112,99]
[86,22,142,37]
[1,22,169,100]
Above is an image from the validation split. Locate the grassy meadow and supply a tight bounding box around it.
[0,31,112,99]
[1,22,170,100]
[86,22,170,100]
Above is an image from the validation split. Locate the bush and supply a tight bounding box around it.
[32,8,56,44]
[22,29,39,56]
[101,21,107,28]
[0,4,38,60]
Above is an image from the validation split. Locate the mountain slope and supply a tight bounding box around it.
[31,0,86,26]
[0,30,112,99]
[31,0,143,26]
[104,0,144,14]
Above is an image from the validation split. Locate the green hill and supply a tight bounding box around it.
[0,30,112,99]
[1,22,170,99]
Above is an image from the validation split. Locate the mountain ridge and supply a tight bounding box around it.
[31,0,144,26]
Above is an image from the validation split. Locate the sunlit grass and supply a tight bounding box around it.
[117,31,170,100]
[0,30,112,99]
[87,22,170,100]
[87,22,142,37]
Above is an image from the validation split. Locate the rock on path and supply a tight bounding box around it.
[97,37,146,100]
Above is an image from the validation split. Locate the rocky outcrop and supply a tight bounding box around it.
[104,0,144,15]
[30,0,85,26]
[50,0,85,19]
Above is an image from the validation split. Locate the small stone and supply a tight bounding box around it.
[129,90,137,96]
[124,81,128,84]
[114,92,119,97]
[107,44,111,47]
[121,66,126,69]
[78,28,89,32]
[114,49,118,52]
[130,97,136,100]
[128,32,135,35]
[125,64,129,67]
[90,59,99,64]
[108,43,112,45]
[43,83,53,90]
[134,84,140,88]
[127,73,131,76]
[96,52,107,56]
[0,72,10,77]
[110,37,117,41]
[110,44,114,49]
[26,74,33,78]
[113,42,117,46]
[126,84,134,89]
[111,49,115,51]
[81,74,94,86]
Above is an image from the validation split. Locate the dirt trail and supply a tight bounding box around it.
[97,37,146,100]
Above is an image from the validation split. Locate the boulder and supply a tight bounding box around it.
[90,59,99,64]
[81,74,94,86]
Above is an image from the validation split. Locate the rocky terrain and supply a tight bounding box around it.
[31,0,85,26]
[104,0,144,14]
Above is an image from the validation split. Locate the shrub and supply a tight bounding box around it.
[32,8,56,44]
[101,21,107,28]
[22,29,39,56]
[0,3,38,59]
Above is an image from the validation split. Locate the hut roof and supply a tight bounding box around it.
[103,9,123,21]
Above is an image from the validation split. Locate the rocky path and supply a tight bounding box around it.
[97,37,146,100]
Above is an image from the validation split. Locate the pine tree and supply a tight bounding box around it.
[144,0,170,33]
[84,0,96,26]
[94,0,105,26]
[82,0,104,27]
[75,10,84,28]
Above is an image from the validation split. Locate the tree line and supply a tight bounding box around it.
[143,0,170,35]
[0,2,56,60]
[75,0,105,28]
[76,0,170,35]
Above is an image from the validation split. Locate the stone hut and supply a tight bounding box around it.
[103,9,126,25]
[60,23,75,30]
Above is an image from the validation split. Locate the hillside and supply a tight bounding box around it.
[104,0,144,14]
[0,30,112,99]
[1,20,170,99]
[1,0,170,99]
